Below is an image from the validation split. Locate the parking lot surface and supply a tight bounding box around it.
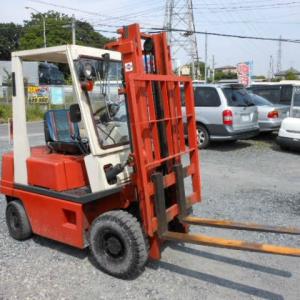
[0,125,299,300]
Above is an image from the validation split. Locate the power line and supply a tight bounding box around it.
[25,0,300,45]
[193,1,300,11]
[147,27,300,44]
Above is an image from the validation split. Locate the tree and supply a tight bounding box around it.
[285,71,298,80]
[0,23,22,60]
[19,11,111,50]
[214,70,237,81]
[253,75,266,80]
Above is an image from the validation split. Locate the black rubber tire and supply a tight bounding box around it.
[197,124,210,149]
[6,200,32,240]
[89,210,149,279]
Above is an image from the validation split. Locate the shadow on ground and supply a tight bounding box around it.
[207,141,252,152]
[33,235,88,260]
[148,259,284,300]
[33,235,287,299]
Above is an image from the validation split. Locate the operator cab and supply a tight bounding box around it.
[10,45,131,193]
[43,55,129,155]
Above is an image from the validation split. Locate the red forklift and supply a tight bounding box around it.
[1,24,299,279]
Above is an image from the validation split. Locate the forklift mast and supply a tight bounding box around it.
[106,24,201,238]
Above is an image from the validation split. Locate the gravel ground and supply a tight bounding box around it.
[0,131,299,300]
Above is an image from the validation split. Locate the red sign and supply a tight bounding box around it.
[237,62,252,87]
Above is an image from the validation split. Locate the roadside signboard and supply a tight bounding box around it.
[50,86,64,105]
[237,62,253,87]
[27,86,49,104]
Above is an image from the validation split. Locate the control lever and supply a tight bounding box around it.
[105,155,133,183]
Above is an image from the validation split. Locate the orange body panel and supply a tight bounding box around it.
[0,148,132,248]
[1,152,14,188]
[27,146,88,191]
[17,190,86,248]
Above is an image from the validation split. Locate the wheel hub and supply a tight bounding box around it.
[198,130,205,145]
[104,235,124,258]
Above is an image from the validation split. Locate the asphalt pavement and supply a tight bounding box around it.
[0,121,44,142]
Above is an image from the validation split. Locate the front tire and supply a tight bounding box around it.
[6,200,32,240]
[89,210,149,279]
[197,124,210,149]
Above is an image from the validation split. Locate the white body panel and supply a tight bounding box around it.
[278,117,300,139]
[11,56,31,185]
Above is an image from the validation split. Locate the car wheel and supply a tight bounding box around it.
[6,200,32,240]
[89,210,149,279]
[197,124,210,149]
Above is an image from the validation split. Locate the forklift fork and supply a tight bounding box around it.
[153,163,300,257]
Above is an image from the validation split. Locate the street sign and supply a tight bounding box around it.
[237,62,253,87]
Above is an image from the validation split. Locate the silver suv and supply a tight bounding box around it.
[186,83,259,148]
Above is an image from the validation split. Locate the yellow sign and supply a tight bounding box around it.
[27,86,49,104]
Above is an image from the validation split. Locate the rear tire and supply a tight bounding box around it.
[197,124,210,149]
[6,200,32,240]
[89,210,149,279]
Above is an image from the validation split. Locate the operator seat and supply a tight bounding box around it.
[44,109,89,155]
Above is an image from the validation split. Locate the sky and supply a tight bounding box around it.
[1,0,300,76]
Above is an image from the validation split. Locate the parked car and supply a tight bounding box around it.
[248,81,300,106]
[183,83,259,149]
[277,87,300,150]
[249,93,289,132]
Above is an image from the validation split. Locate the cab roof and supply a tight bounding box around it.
[12,45,121,63]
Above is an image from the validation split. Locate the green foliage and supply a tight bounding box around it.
[253,75,266,80]
[2,68,12,86]
[19,11,111,50]
[0,23,22,60]
[214,71,237,81]
[0,104,46,123]
[0,104,12,122]
[285,71,298,80]
[182,61,205,79]
[26,105,44,121]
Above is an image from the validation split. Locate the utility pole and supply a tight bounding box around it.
[268,55,274,81]
[71,14,76,45]
[277,35,282,73]
[164,0,200,80]
[212,55,215,83]
[204,32,208,83]
[25,7,47,48]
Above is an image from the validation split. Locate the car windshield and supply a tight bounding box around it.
[75,58,129,149]
[222,87,254,107]
[248,86,281,103]
[249,94,272,106]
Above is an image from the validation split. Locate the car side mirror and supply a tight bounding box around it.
[70,104,81,123]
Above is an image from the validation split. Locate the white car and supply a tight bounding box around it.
[277,88,300,150]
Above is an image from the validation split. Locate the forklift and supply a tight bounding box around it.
[1,24,300,279]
